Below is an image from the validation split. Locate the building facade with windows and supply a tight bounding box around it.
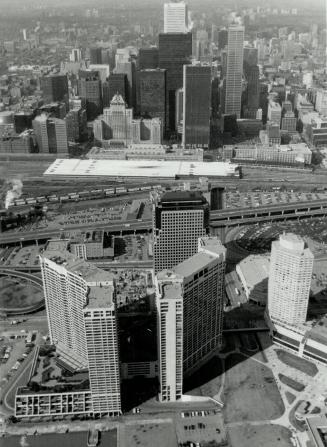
[153,191,210,273]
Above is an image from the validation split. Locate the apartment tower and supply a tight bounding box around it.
[156,236,226,401]
[267,233,314,327]
[40,249,121,415]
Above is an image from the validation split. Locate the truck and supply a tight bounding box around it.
[235,288,240,296]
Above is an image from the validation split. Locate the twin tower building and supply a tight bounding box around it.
[40,190,226,416]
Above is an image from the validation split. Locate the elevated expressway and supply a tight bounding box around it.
[210,199,327,240]
[1,200,327,246]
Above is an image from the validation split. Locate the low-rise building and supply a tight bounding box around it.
[236,255,270,306]
[223,142,312,166]
[266,315,327,366]
[86,144,203,161]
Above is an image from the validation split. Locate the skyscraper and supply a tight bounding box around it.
[104,73,129,107]
[182,64,211,148]
[78,70,102,120]
[40,74,69,107]
[32,114,68,154]
[40,249,121,415]
[153,190,210,273]
[156,273,184,402]
[224,25,244,118]
[164,2,188,33]
[83,285,121,415]
[139,69,166,129]
[156,236,226,402]
[89,47,103,64]
[158,32,192,132]
[138,48,159,70]
[103,93,133,143]
[267,233,314,327]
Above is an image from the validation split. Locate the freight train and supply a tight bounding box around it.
[9,185,162,208]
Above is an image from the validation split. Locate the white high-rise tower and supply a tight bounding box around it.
[40,249,121,415]
[164,2,188,33]
[156,236,226,402]
[224,25,244,118]
[267,233,314,327]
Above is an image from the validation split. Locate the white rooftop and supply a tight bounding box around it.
[44,158,239,178]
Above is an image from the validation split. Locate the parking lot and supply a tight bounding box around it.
[234,218,327,253]
[176,410,227,446]
[2,244,45,267]
[223,190,327,209]
[0,333,34,393]
[115,234,151,263]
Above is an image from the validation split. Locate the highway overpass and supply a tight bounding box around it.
[0,219,152,245]
[210,199,327,227]
[1,199,327,246]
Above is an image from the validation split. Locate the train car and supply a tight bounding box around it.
[79,191,91,199]
[60,195,69,202]
[26,198,37,205]
[116,187,127,194]
[14,199,27,206]
[36,196,47,203]
[104,188,115,196]
[48,195,59,203]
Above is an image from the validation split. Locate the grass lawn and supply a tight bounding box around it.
[228,424,293,447]
[184,356,223,397]
[278,374,305,392]
[125,422,178,447]
[275,350,318,377]
[285,391,296,405]
[0,277,43,309]
[223,354,285,423]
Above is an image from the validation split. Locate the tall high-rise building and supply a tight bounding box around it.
[164,2,188,33]
[156,274,184,402]
[158,32,192,132]
[103,94,133,143]
[78,70,102,120]
[243,65,259,118]
[83,284,121,415]
[156,236,226,402]
[32,114,68,154]
[104,73,129,107]
[153,190,210,273]
[114,52,136,109]
[139,69,166,129]
[224,25,244,118]
[139,48,159,70]
[175,88,183,135]
[89,47,103,64]
[267,233,314,327]
[40,249,121,415]
[182,64,211,148]
[218,29,228,50]
[70,48,82,62]
[40,74,69,107]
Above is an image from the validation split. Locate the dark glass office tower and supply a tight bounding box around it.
[182,64,211,148]
[78,70,102,120]
[103,74,129,107]
[40,74,69,106]
[243,47,259,117]
[218,29,228,50]
[158,32,192,133]
[89,47,102,64]
[139,48,159,69]
[139,69,166,129]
